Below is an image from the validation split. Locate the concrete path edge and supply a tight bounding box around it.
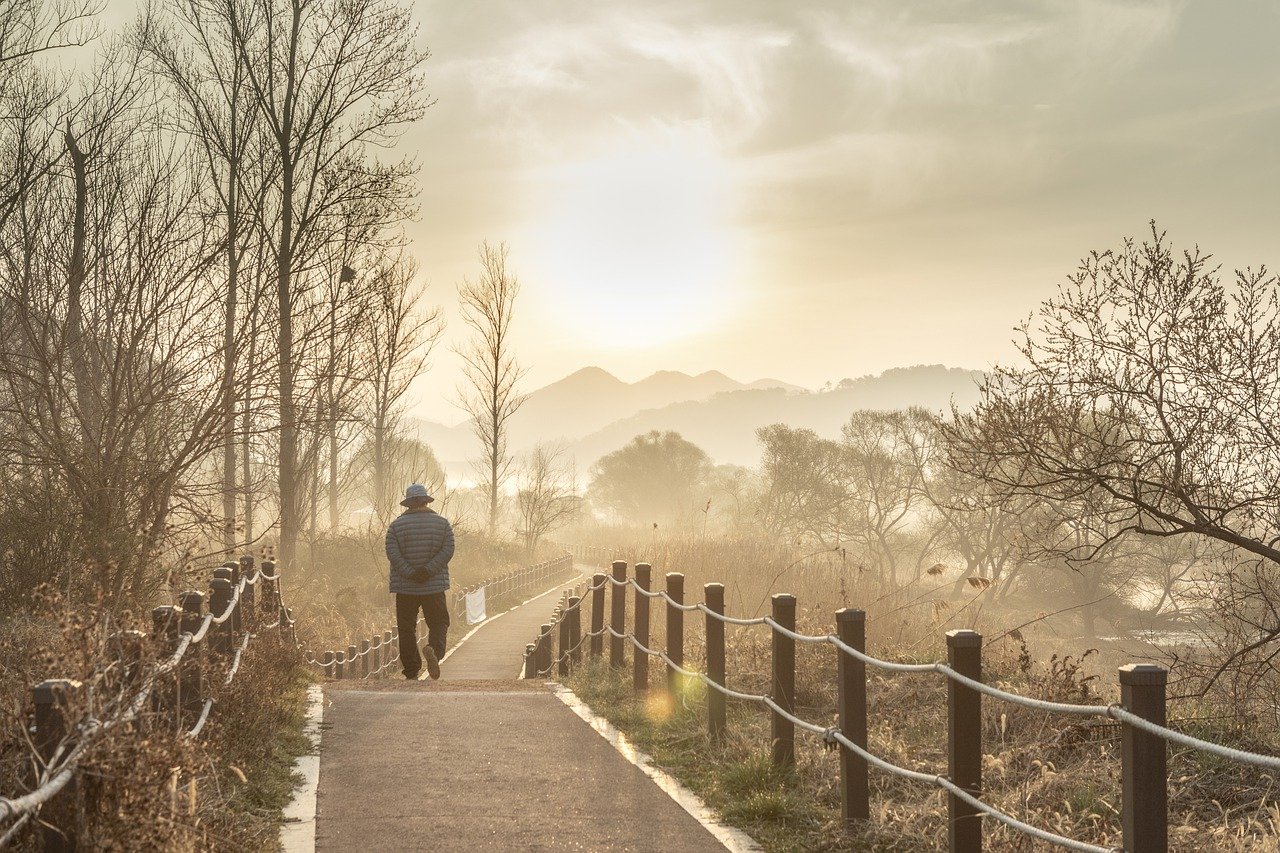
[280,683,325,852]
[550,684,762,853]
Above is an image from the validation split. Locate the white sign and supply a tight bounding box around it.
[465,587,487,625]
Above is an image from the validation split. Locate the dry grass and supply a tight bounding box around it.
[563,533,1280,851]
[0,590,312,850]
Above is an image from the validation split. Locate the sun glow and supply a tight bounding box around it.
[534,134,739,347]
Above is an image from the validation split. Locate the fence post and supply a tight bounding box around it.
[609,560,627,669]
[323,651,334,679]
[1120,664,1168,853]
[223,560,243,635]
[239,554,255,623]
[558,612,571,677]
[33,679,80,852]
[568,596,582,668]
[260,558,277,617]
[374,635,384,677]
[946,629,983,853]
[665,572,685,704]
[346,644,358,680]
[334,652,345,680]
[771,593,796,769]
[524,644,537,679]
[633,562,651,692]
[385,630,395,668]
[836,608,868,824]
[178,591,205,721]
[359,639,370,679]
[589,573,606,659]
[151,605,182,718]
[705,583,726,742]
[209,577,232,654]
[535,624,552,677]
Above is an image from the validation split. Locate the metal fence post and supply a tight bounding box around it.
[590,573,606,659]
[705,583,725,741]
[610,560,627,669]
[634,562,651,692]
[946,629,983,853]
[771,593,796,769]
[33,679,80,852]
[665,572,685,704]
[836,608,869,824]
[1120,664,1168,853]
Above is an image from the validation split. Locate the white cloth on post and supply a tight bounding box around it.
[465,587,487,625]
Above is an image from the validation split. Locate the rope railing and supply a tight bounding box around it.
[309,553,576,681]
[524,555,1280,853]
[0,554,301,839]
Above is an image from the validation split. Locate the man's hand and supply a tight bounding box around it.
[409,567,430,583]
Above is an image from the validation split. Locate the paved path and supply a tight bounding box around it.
[315,569,726,852]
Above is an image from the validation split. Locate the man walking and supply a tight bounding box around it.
[386,484,454,680]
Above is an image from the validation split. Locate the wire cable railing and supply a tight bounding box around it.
[535,551,1280,853]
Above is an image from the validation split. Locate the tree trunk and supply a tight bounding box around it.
[277,157,298,568]
[221,164,238,553]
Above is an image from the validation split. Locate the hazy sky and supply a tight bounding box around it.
[102,1,1280,420]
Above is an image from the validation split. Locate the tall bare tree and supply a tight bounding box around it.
[227,0,428,567]
[515,443,579,554]
[456,241,525,535]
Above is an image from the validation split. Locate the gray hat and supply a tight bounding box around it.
[400,483,435,507]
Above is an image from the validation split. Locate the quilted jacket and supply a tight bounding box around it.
[385,507,454,595]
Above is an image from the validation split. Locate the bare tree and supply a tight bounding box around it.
[135,0,263,553]
[362,256,441,521]
[456,240,526,535]
[514,443,579,554]
[946,225,1280,680]
[228,0,428,568]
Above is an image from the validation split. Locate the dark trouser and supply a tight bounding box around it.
[396,592,450,678]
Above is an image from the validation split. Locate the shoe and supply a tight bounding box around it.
[403,670,419,681]
[422,645,441,681]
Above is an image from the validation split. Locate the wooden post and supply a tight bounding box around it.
[1120,664,1168,853]
[385,630,395,668]
[535,624,552,677]
[609,560,627,669]
[770,593,796,769]
[633,562,651,692]
[239,554,255,623]
[946,629,983,853]
[323,651,335,679]
[359,639,370,679]
[590,572,606,659]
[836,608,869,824]
[665,572,685,703]
[558,613,571,677]
[705,583,726,741]
[33,679,80,852]
[178,591,205,720]
[260,559,277,617]
[224,560,243,635]
[347,645,358,680]
[151,605,182,718]
[334,652,345,680]
[568,596,582,668]
[208,577,233,654]
[524,644,537,679]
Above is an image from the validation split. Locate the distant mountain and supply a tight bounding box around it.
[410,367,808,476]
[571,365,985,468]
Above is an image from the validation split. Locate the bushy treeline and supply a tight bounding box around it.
[0,0,442,607]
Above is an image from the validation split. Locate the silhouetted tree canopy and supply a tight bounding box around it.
[588,430,712,526]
